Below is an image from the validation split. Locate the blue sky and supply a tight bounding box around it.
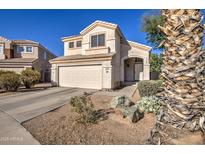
[0,9,204,56]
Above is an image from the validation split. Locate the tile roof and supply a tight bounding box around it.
[50,53,115,62]
[0,58,37,64]
[12,40,39,44]
[128,40,152,51]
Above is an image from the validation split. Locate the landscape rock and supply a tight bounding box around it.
[111,95,144,123]
[110,95,133,108]
[122,105,144,123]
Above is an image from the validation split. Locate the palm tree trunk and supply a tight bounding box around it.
[149,9,205,144]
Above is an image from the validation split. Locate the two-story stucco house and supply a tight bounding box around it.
[0,36,56,82]
[50,20,151,89]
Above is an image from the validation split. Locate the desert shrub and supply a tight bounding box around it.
[0,71,21,91]
[70,93,97,124]
[0,70,6,76]
[138,96,160,114]
[0,70,6,88]
[21,68,40,89]
[0,70,13,76]
[138,80,163,97]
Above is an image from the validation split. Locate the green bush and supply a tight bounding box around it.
[0,70,13,77]
[70,93,97,124]
[0,71,6,85]
[0,70,5,76]
[21,68,40,89]
[0,71,21,91]
[138,80,163,97]
[138,96,160,114]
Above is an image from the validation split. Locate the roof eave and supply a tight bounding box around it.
[50,53,115,64]
[128,41,152,51]
[61,35,83,42]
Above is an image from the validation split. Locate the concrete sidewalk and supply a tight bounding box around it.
[0,110,39,145]
[94,84,138,98]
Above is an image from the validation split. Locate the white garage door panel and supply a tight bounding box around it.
[59,65,102,89]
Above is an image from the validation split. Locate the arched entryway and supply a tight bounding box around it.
[120,55,150,85]
[124,57,143,82]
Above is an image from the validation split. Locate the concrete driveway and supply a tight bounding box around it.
[0,87,96,144]
[0,87,96,123]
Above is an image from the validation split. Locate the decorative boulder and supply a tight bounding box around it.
[110,95,133,108]
[122,105,144,123]
[111,95,144,123]
[131,109,144,123]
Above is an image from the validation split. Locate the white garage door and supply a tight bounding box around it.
[59,65,102,89]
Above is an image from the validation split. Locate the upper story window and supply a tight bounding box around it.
[17,45,33,53]
[91,34,105,48]
[17,46,25,53]
[0,45,4,54]
[26,46,33,52]
[69,42,74,48]
[44,51,47,60]
[76,41,82,47]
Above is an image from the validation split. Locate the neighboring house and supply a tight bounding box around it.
[0,36,56,82]
[50,20,151,90]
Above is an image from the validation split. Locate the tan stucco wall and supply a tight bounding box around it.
[61,25,122,89]
[0,37,11,49]
[82,26,116,54]
[64,41,82,56]
[14,45,39,59]
[64,26,117,56]
[35,46,56,82]
[85,47,110,55]
[0,40,12,59]
[111,33,121,88]
[55,23,151,89]
[0,67,25,73]
[120,43,150,81]
[0,43,5,59]
[121,44,150,61]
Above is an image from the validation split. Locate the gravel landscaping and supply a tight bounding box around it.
[22,94,156,145]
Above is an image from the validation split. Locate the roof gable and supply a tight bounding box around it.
[80,20,118,35]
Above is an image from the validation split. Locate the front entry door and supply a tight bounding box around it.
[135,63,143,81]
